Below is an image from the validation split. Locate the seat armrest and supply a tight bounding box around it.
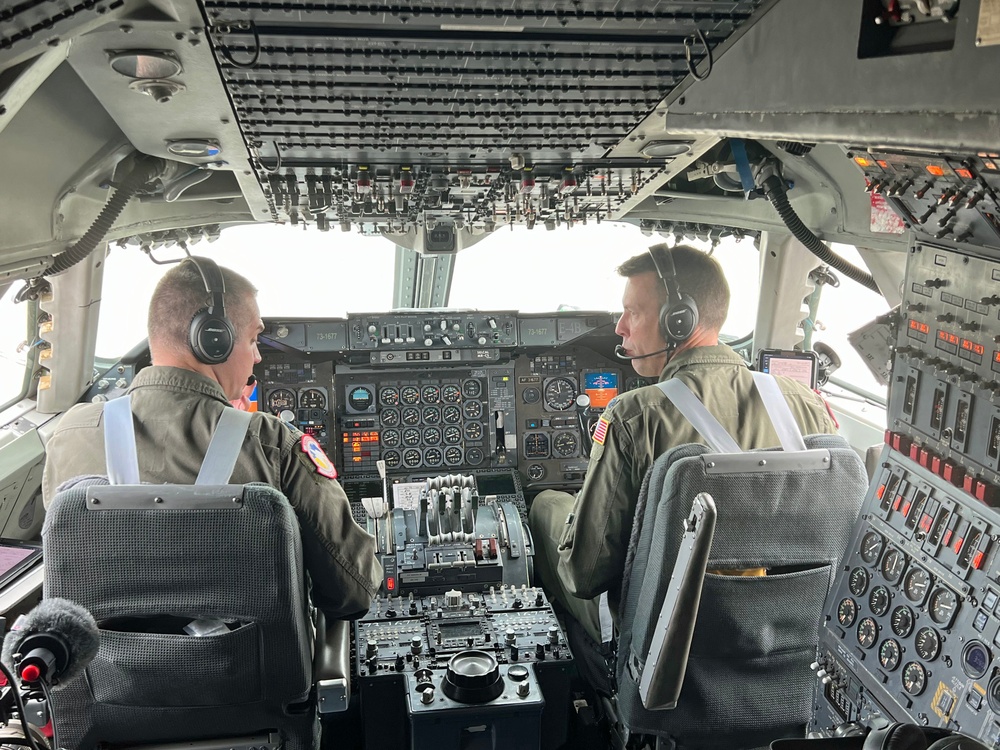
[314,612,351,714]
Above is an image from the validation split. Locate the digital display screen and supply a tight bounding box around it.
[476,473,516,497]
[757,350,818,389]
[0,542,41,587]
[438,621,482,640]
[584,371,619,408]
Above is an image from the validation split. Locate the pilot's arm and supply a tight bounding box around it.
[280,430,382,619]
[556,405,639,600]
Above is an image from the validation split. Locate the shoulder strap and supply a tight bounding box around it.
[656,380,741,454]
[750,372,807,452]
[196,407,253,485]
[103,394,140,485]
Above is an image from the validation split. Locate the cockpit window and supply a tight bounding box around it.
[0,285,29,406]
[448,223,760,340]
[96,225,397,358]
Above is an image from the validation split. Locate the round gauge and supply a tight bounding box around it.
[442,384,462,403]
[299,388,326,410]
[837,598,857,627]
[424,447,443,466]
[915,627,941,661]
[348,386,374,412]
[929,587,959,627]
[544,377,577,411]
[403,448,422,467]
[463,400,483,420]
[423,426,442,444]
[849,567,870,597]
[421,385,441,404]
[383,450,401,469]
[400,386,421,405]
[553,432,578,457]
[422,406,441,425]
[527,464,545,481]
[860,530,885,565]
[266,388,296,414]
[891,606,914,638]
[381,428,401,448]
[857,617,878,649]
[962,640,992,678]
[401,407,421,426]
[869,586,891,617]
[880,547,906,584]
[466,447,484,465]
[379,386,400,407]
[444,446,463,465]
[443,405,462,424]
[444,425,462,444]
[522,387,540,404]
[381,408,400,427]
[903,567,931,603]
[902,662,927,696]
[524,432,550,459]
[878,639,902,671]
[402,428,421,447]
[462,379,482,399]
[465,422,483,441]
[988,675,1000,714]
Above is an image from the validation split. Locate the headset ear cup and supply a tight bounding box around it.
[663,294,699,343]
[189,308,235,365]
[864,724,928,750]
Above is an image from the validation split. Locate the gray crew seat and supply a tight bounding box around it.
[613,374,868,750]
[42,396,351,750]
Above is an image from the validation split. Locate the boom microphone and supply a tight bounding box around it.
[614,344,672,361]
[2,598,100,687]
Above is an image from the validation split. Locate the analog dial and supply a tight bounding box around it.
[421,385,441,404]
[444,446,463,465]
[522,387,540,404]
[891,606,914,638]
[299,388,326,409]
[878,639,901,671]
[403,448,422,467]
[902,662,927,696]
[381,408,400,427]
[441,384,462,403]
[383,450,401,469]
[544,377,577,411]
[401,407,421,426]
[444,425,462,444]
[524,432,550,459]
[903,567,931,604]
[424,447,442,466]
[423,426,442,444]
[400,386,421,405]
[837,598,857,627]
[266,388,296,414]
[849,567,870,597]
[422,405,441,424]
[347,386,374,412]
[466,447,485,465]
[553,431,578,457]
[527,464,545,481]
[929,587,959,627]
[402,428,421,447]
[379,386,400,407]
[443,405,462,424]
[464,422,483,441]
[860,530,885,564]
[857,617,878,649]
[463,400,483,420]
[880,547,906,584]
[381,429,400,448]
[462,379,482,399]
[915,627,941,661]
[869,585,890,617]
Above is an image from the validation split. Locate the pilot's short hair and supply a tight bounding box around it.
[616,244,730,332]
[147,260,258,351]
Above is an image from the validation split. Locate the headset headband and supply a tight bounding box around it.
[186,256,227,317]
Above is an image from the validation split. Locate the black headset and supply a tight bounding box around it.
[647,247,699,346]
[185,256,235,365]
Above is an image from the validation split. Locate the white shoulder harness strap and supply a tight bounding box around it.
[103,394,254,485]
[655,371,807,454]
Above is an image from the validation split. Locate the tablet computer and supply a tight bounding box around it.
[0,539,42,590]
[756,349,819,389]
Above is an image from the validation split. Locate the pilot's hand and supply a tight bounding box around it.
[231,375,256,411]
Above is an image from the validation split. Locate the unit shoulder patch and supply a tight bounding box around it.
[300,434,338,479]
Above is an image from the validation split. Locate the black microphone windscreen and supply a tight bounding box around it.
[2,598,99,687]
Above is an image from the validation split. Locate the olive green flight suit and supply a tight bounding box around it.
[528,344,838,642]
[42,366,381,619]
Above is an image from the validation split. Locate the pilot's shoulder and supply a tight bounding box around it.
[53,401,104,432]
[772,374,825,405]
[247,410,298,447]
[602,385,662,421]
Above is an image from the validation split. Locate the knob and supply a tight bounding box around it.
[410,636,423,654]
[547,625,560,644]
[424,338,433,346]
[504,628,516,645]
[517,681,530,698]
[442,335,452,346]
[477,336,487,345]
[513,597,523,609]
[509,645,519,661]
[914,180,934,199]
[446,589,462,607]
[936,313,955,323]
[368,325,377,335]
[905,303,924,313]
[535,643,546,660]
[925,278,947,289]
[961,321,979,332]
[394,655,405,672]
[440,320,447,330]
[424,324,432,332]
[97,379,109,390]
[366,639,378,658]
[421,687,435,704]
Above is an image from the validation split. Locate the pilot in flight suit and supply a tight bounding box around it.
[528,245,838,649]
[42,259,381,619]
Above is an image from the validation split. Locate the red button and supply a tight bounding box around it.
[885,429,893,445]
[963,475,975,493]
[973,551,986,569]
[931,455,943,475]
[943,461,965,487]
[975,480,998,507]
[910,443,921,462]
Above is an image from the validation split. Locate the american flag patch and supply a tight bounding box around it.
[593,417,610,445]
